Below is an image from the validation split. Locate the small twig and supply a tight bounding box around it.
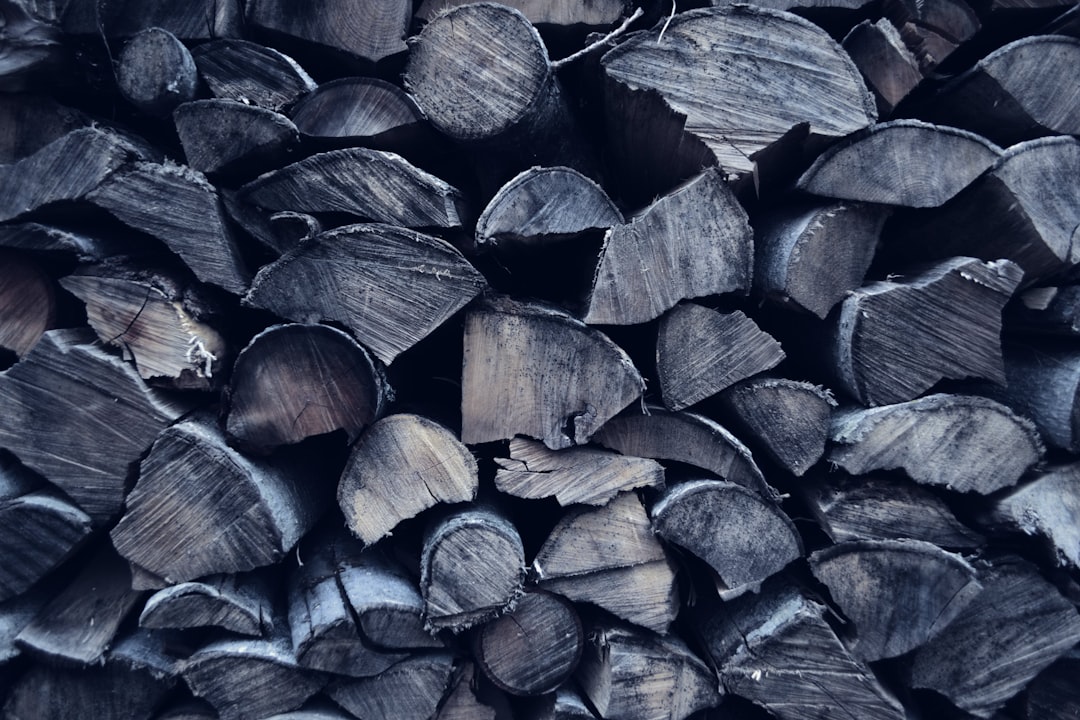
[551,7,644,70]
[657,0,677,44]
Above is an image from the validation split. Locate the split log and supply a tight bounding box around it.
[154,700,218,720]
[238,147,468,229]
[593,408,778,501]
[337,413,478,545]
[577,623,722,720]
[259,708,356,720]
[327,652,456,720]
[657,304,785,410]
[1025,651,1080,720]
[754,201,889,319]
[532,492,679,633]
[0,2,63,92]
[700,579,905,720]
[983,462,1080,569]
[829,256,1023,406]
[0,249,54,357]
[907,556,1080,718]
[0,94,90,164]
[139,573,274,636]
[494,437,665,507]
[583,169,753,326]
[0,221,126,262]
[600,5,876,193]
[520,686,598,720]
[996,343,1080,451]
[116,28,197,117]
[828,393,1043,493]
[225,323,388,452]
[244,223,486,365]
[842,20,923,115]
[652,479,802,598]
[796,120,1001,208]
[15,544,143,666]
[801,472,984,547]
[716,377,835,476]
[289,77,429,153]
[883,0,981,72]
[0,328,192,523]
[60,265,227,390]
[809,539,981,661]
[64,0,241,40]
[461,297,644,449]
[86,161,251,294]
[416,0,628,28]
[1010,285,1080,336]
[111,417,326,587]
[173,100,300,176]
[435,661,507,720]
[923,35,1080,146]
[191,39,317,111]
[337,548,442,650]
[474,589,583,696]
[421,506,526,631]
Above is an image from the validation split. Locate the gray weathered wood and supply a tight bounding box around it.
[520,686,599,720]
[996,343,1080,452]
[830,257,1023,406]
[983,462,1080,569]
[0,222,125,262]
[191,39,316,111]
[0,249,53,357]
[0,586,43,663]
[0,93,90,164]
[173,99,300,176]
[244,223,486,365]
[140,573,274,636]
[338,413,478,545]
[828,393,1043,493]
[884,0,980,73]
[584,169,753,325]
[461,297,644,449]
[435,661,506,720]
[417,0,627,27]
[338,549,442,650]
[843,20,923,115]
[62,0,241,39]
[116,27,197,117]
[329,653,456,720]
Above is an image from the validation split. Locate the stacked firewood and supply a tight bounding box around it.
[1,0,1079,718]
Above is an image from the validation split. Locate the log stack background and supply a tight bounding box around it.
[0,0,1079,718]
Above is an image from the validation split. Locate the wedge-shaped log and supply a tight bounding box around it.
[116,28,197,117]
[533,492,678,633]
[245,0,410,65]
[584,169,753,325]
[0,250,53,358]
[801,472,984,548]
[908,556,1080,718]
[289,77,427,149]
[810,539,982,660]
[700,580,905,720]
[140,574,274,636]
[754,201,889,318]
[338,413,478,545]
[594,408,778,501]
[653,479,802,598]
[421,507,525,632]
[830,257,1023,406]
[436,661,506,720]
[462,297,643,449]
[245,223,486,365]
[997,343,1080,451]
[239,148,467,229]
[797,120,1000,208]
[577,623,721,720]
[842,20,923,115]
[338,549,441,650]
[657,304,785,410]
[494,437,664,506]
[829,394,1042,493]
[111,418,325,586]
[983,463,1080,569]
[327,653,456,720]
[0,328,191,523]
[191,39,316,111]
[173,100,299,176]
[226,324,388,451]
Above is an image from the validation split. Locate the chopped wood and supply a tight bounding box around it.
[583,169,753,325]
[801,472,985,548]
[884,0,980,72]
[328,652,457,720]
[577,622,722,720]
[421,506,526,632]
[0,94,90,164]
[796,120,1001,208]
[717,377,835,476]
[244,223,486,365]
[0,587,43,663]
[139,573,274,636]
[116,27,197,117]
[653,479,802,598]
[226,323,388,451]
[1025,652,1080,720]
[828,393,1043,493]
[417,0,628,28]
[474,589,583,696]
[494,436,665,507]
[601,6,876,180]
[86,161,251,294]
[173,99,299,176]
[754,201,889,319]
[0,249,53,357]
[337,548,442,650]
[60,265,227,390]
[289,76,427,149]
[338,412,478,545]
[520,686,598,720]
[0,328,192,523]
[657,304,785,410]
[533,492,679,633]
[996,343,1080,451]
[154,700,218,720]
[0,3,62,91]
[259,707,355,720]
[830,257,1023,406]
[983,463,1080,569]
[191,39,317,111]
[238,147,467,229]
[842,20,923,115]
[461,297,644,449]
[907,556,1080,718]
[65,0,241,40]
[435,661,504,720]
[593,408,778,501]
[111,417,326,586]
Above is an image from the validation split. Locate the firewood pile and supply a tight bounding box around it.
[1,0,1080,718]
